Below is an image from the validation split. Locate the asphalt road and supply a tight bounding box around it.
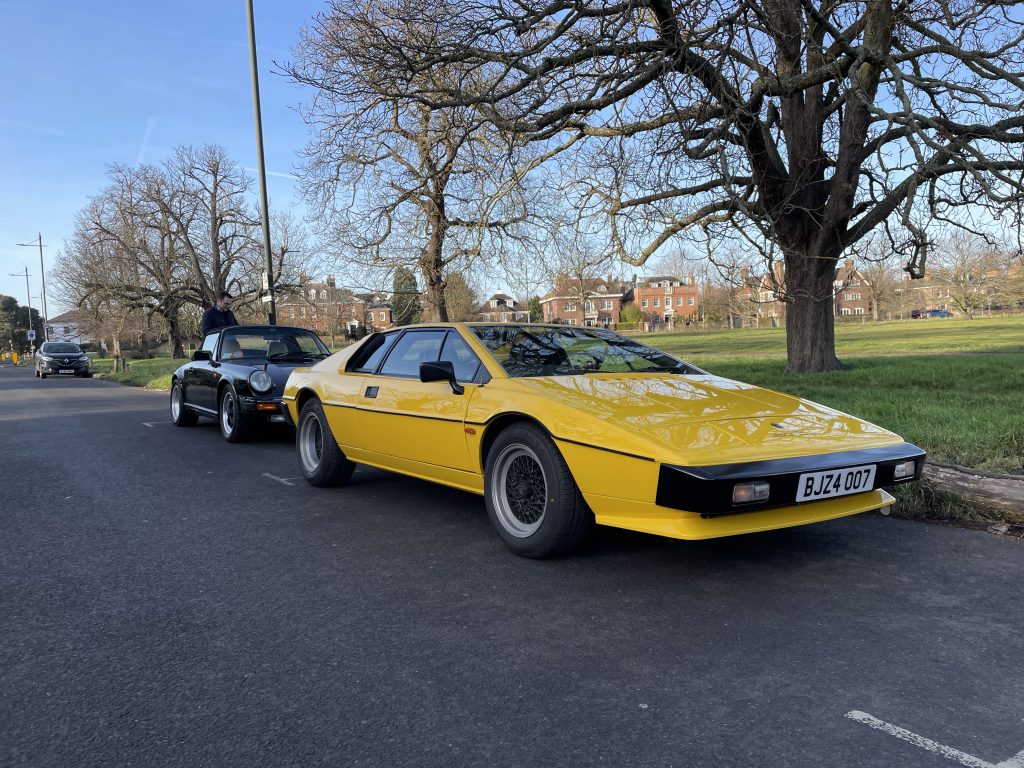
[1,364,1022,768]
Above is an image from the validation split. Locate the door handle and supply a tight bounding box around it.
[364,386,379,398]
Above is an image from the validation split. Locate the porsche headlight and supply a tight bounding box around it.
[249,370,273,393]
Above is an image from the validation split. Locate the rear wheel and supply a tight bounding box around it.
[484,423,592,558]
[297,399,355,487]
[40,370,47,379]
[170,380,198,427]
[219,386,250,443]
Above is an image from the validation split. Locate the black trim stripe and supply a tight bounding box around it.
[552,436,656,462]
[322,400,463,423]
[656,443,926,516]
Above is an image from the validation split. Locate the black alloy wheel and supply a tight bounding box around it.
[484,423,592,558]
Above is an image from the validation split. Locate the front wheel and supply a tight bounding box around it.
[297,399,355,487]
[484,423,592,558]
[219,386,250,443]
[170,380,198,427]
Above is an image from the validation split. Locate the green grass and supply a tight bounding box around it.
[92,357,182,391]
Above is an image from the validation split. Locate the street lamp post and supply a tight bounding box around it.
[17,234,49,341]
[245,0,277,325]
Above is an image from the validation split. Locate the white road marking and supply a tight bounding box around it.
[141,421,171,428]
[262,473,296,487]
[847,711,1024,768]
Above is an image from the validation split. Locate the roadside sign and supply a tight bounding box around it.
[261,294,272,303]
[26,330,35,341]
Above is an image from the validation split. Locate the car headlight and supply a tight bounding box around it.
[248,370,273,393]
[41,355,54,361]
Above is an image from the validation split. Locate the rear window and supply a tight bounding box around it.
[348,332,399,373]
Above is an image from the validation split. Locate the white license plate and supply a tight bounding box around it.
[59,369,74,374]
[796,464,876,502]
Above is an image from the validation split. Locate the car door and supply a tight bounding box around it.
[187,332,222,412]
[356,329,480,472]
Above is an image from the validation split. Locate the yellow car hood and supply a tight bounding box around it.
[513,373,899,464]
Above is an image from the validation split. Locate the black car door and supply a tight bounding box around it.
[188,332,222,412]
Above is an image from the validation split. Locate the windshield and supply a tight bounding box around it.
[471,325,698,378]
[219,328,330,361]
[41,343,83,354]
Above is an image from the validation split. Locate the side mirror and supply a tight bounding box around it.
[419,360,464,395]
[191,350,212,362]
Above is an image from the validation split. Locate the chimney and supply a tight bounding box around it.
[607,273,613,284]
[845,258,854,270]
[688,273,695,286]
[327,274,336,288]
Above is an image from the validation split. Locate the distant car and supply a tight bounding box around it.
[170,325,332,442]
[926,309,954,318]
[910,308,925,319]
[283,323,926,558]
[35,342,91,379]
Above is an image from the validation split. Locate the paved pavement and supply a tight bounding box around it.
[1,365,1022,768]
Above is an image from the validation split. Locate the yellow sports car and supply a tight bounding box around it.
[282,324,924,558]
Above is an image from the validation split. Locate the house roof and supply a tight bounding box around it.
[47,309,89,324]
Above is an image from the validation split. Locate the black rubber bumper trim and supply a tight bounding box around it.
[656,443,927,517]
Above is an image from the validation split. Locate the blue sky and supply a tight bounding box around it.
[0,0,325,313]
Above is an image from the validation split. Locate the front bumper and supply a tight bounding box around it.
[39,361,90,375]
[239,396,291,424]
[656,442,926,517]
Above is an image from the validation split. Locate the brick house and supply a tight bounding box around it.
[539,277,632,327]
[632,275,700,328]
[277,276,394,339]
[737,264,787,327]
[478,293,531,323]
[833,259,872,317]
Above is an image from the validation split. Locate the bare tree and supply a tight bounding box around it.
[386,0,1024,371]
[284,1,556,321]
[931,233,1003,319]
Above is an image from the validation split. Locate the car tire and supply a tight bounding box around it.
[219,386,250,443]
[297,398,355,487]
[484,423,592,558]
[34,368,39,378]
[40,371,47,379]
[170,380,199,427]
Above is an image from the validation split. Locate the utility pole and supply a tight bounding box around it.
[245,0,277,325]
[17,234,49,341]
[8,268,34,349]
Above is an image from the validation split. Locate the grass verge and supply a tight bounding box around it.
[91,358,181,391]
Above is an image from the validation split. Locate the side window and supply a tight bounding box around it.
[201,333,219,354]
[378,330,446,378]
[348,333,398,373]
[439,331,482,382]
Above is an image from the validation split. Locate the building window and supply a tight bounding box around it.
[855,307,865,315]
[676,297,683,306]
[309,289,316,300]
[565,302,577,312]
[288,307,295,319]
[602,300,612,310]
[654,298,660,307]
[688,296,695,306]
[300,306,306,318]
[642,299,648,308]
[840,307,851,316]
[379,311,386,322]
[585,300,594,312]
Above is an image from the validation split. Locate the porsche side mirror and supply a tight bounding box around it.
[420,360,464,395]
[191,350,212,362]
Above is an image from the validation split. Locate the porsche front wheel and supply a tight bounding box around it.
[219,386,250,443]
[297,399,355,487]
[484,424,592,558]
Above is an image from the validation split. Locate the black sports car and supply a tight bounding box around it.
[35,342,92,378]
[170,325,331,442]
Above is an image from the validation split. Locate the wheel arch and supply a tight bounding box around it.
[479,413,552,470]
[294,387,319,416]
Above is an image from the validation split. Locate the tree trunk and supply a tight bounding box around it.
[418,212,449,322]
[166,311,185,359]
[784,251,843,374]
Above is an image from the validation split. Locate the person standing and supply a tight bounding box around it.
[201,291,239,336]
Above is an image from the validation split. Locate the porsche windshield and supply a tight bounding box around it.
[471,325,698,377]
[220,328,330,361]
